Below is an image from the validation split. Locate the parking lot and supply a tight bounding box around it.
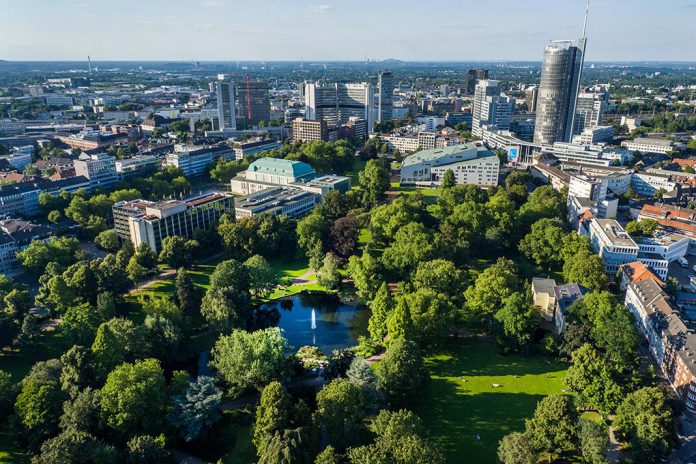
[667,255,696,291]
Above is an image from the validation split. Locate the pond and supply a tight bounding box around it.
[261,292,369,353]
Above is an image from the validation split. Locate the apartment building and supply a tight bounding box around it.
[0,217,53,275]
[292,118,328,142]
[73,153,118,189]
[532,277,588,334]
[113,193,234,252]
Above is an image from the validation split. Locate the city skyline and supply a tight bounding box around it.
[1,0,695,62]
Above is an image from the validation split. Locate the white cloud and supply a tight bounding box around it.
[309,4,333,13]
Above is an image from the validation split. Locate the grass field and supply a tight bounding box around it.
[389,182,441,203]
[417,338,569,464]
[222,425,256,464]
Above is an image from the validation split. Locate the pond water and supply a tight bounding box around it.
[262,292,369,353]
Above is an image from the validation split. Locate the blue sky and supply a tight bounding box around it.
[1,0,695,61]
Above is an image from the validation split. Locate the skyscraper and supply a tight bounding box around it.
[237,79,271,128]
[377,70,394,124]
[305,82,374,132]
[533,5,588,144]
[472,80,514,137]
[216,79,237,130]
[465,68,489,95]
[574,90,607,134]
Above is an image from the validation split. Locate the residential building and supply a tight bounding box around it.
[113,192,234,252]
[0,217,53,275]
[234,186,319,219]
[624,276,696,415]
[531,277,587,334]
[621,138,678,154]
[472,80,514,137]
[631,172,678,197]
[534,38,586,144]
[233,139,283,160]
[230,158,350,196]
[73,153,118,189]
[618,261,664,292]
[377,70,394,123]
[417,132,437,150]
[400,143,500,188]
[115,155,160,180]
[215,79,237,130]
[532,278,557,322]
[236,79,270,128]
[292,118,328,142]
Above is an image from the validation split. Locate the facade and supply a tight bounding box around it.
[566,173,618,226]
[534,39,586,145]
[624,276,696,415]
[304,82,375,132]
[465,68,489,95]
[638,203,696,254]
[233,139,283,160]
[472,80,514,137]
[586,218,639,275]
[377,70,394,123]
[236,80,271,128]
[292,118,328,142]
[113,193,234,252]
[531,277,587,334]
[55,130,127,150]
[230,158,351,196]
[400,143,499,188]
[1,147,33,170]
[631,172,677,197]
[578,125,613,145]
[164,145,234,177]
[234,187,319,219]
[621,138,677,154]
[73,153,118,189]
[115,155,160,180]
[215,80,237,130]
[0,182,41,218]
[574,91,606,133]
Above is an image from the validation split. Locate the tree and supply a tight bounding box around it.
[368,282,393,343]
[15,378,65,450]
[413,259,464,298]
[0,370,16,421]
[329,217,359,260]
[94,230,120,252]
[525,395,578,460]
[4,287,31,318]
[61,303,103,346]
[519,218,566,267]
[563,250,607,292]
[100,358,168,438]
[315,446,340,464]
[296,211,328,257]
[386,296,415,343]
[143,315,181,363]
[518,185,565,229]
[174,268,199,316]
[17,237,79,274]
[315,378,367,450]
[211,328,290,396]
[59,345,95,399]
[245,255,277,297]
[565,344,625,414]
[579,419,609,464]
[347,251,382,301]
[359,159,390,207]
[253,381,302,455]
[257,428,311,464]
[498,432,535,464]
[613,387,677,461]
[126,434,173,464]
[347,357,382,413]
[464,257,520,326]
[382,222,439,277]
[91,323,126,378]
[169,376,223,442]
[32,430,118,464]
[375,339,429,409]
[201,259,251,330]
[317,252,341,290]
[441,169,456,189]
[158,236,197,268]
[127,256,148,284]
[59,387,102,434]
[494,292,540,353]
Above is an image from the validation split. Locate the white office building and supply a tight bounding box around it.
[400,143,499,188]
[472,80,514,137]
[73,153,118,189]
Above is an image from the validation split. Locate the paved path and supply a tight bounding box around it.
[291,270,316,285]
[127,268,177,295]
[669,414,696,464]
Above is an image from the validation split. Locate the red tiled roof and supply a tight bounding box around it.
[620,261,664,287]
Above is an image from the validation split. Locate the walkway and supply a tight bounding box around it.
[127,268,177,295]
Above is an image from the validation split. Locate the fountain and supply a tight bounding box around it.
[311,309,317,330]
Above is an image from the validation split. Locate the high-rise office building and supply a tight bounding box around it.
[237,79,271,128]
[216,79,237,130]
[305,82,374,132]
[472,80,515,137]
[534,6,589,144]
[574,91,606,134]
[377,70,394,124]
[525,86,539,112]
[465,68,489,95]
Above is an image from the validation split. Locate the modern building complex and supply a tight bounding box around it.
[472,80,514,137]
[621,138,679,154]
[534,34,587,145]
[233,139,283,159]
[304,82,374,133]
[292,118,329,142]
[230,157,350,196]
[164,144,234,177]
[114,155,160,180]
[234,187,319,219]
[112,192,234,252]
[215,79,237,130]
[399,143,500,187]
[377,70,394,123]
[236,79,271,128]
[73,153,118,189]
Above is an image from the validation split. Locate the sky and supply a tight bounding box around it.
[1,0,695,62]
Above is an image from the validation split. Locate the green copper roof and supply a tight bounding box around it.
[248,157,315,178]
[402,143,481,167]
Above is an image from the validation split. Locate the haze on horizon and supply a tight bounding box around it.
[1,0,695,62]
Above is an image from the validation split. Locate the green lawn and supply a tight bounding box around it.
[0,327,67,383]
[0,430,27,464]
[417,338,569,464]
[222,425,256,464]
[389,183,441,203]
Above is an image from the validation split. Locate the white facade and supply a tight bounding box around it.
[621,138,675,154]
[631,172,677,197]
[587,219,639,275]
[400,143,499,188]
[472,80,514,137]
[73,153,118,189]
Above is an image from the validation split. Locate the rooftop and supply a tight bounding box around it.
[401,143,492,168]
[248,157,315,179]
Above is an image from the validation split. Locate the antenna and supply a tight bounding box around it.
[582,0,590,39]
